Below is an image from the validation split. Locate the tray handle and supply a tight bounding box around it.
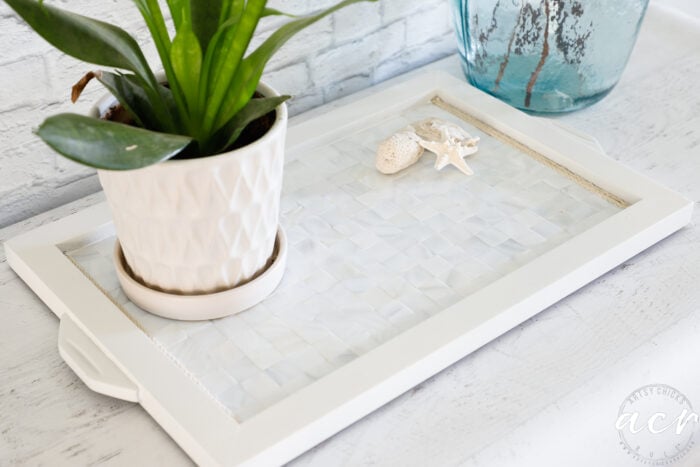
[58,315,139,402]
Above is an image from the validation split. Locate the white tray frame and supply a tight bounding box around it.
[5,71,693,466]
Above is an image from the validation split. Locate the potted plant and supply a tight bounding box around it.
[7,0,376,318]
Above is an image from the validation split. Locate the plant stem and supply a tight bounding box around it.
[525,0,550,108]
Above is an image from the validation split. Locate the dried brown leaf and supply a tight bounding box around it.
[71,70,102,103]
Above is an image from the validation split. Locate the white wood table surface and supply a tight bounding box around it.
[2,1,699,465]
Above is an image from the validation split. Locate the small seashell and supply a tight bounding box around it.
[375,129,424,174]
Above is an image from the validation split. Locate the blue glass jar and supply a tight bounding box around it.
[451,0,649,113]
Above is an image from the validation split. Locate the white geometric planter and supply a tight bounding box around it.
[97,82,287,296]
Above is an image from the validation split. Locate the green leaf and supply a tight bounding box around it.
[201,0,266,135]
[197,8,242,117]
[5,0,155,86]
[37,114,193,170]
[5,0,178,132]
[96,71,163,131]
[170,20,202,117]
[71,70,178,134]
[191,0,223,52]
[219,0,244,25]
[209,95,289,154]
[165,0,190,30]
[261,7,296,18]
[132,0,190,133]
[215,0,377,130]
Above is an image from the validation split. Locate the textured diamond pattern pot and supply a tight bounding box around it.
[96,82,287,295]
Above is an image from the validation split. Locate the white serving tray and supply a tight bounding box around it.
[5,71,693,466]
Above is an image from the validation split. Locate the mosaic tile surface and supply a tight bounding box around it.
[67,100,622,422]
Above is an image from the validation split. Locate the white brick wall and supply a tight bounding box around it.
[0,0,455,227]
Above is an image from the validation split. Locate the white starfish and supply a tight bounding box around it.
[414,119,479,175]
[419,140,476,176]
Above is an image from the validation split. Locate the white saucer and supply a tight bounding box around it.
[113,228,287,321]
